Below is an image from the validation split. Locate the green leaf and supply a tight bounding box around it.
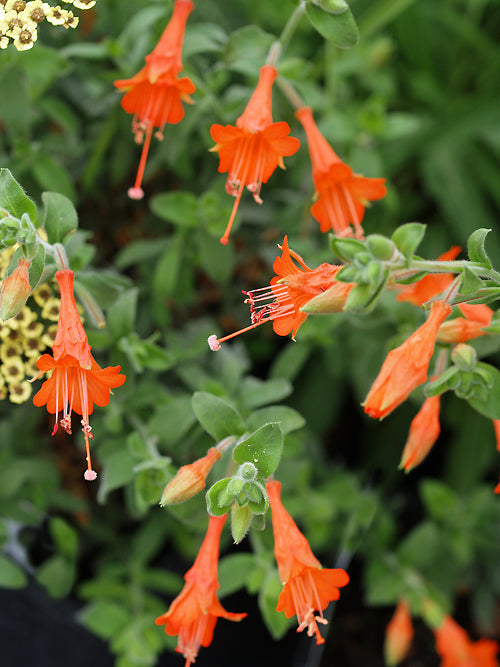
[305,3,359,49]
[33,156,76,202]
[246,406,305,435]
[392,223,426,260]
[233,423,283,479]
[258,570,292,640]
[37,555,75,598]
[460,266,485,295]
[79,601,130,640]
[49,517,78,559]
[106,288,138,340]
[239,377,292,410]
[0,554,27,589]
[0,169,37,222]
[192,392,246,441]
[150,191,199,227]
[97,450,137,503]
[224,25,274,76]
[6,243,45,291]
[468,228,492,269]
[420,480,459,523]
[313,0,349,14]
[41,191,78,244]
[148,396,196,447]
[467,363,500,419]
[218,553,256,597]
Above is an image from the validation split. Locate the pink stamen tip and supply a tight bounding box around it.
[208,335,221,351]
[128,187,144,200]
[51,423,58,436]
[219,237,229,245]
[84,470,97,481]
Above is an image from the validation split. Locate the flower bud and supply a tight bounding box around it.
[384,601,414,666]
[160,447,221,506]
[313,0,348,14]
[0,257,31,322]
[301,280,354,313]
[366,234,395,261]
[451,343,476,371]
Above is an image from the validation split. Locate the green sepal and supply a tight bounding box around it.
[206,478,233,516]
[233,423,283,479]
[425,367,460,397]
[7,244,45,291]
[467,228,492,269]
[231,503,253,544]
[343,271,389,312]
[467,363,500,419]
[392,223,426,260]
[330,235,365,262]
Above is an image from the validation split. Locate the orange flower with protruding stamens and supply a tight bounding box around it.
[32,270,125,480]
[114,0,195,199]
[384,600,414,666]
[295,106,386,238]
[210,65,300,245]
[363,300,452,419]
[434,615,499,666]
[400,394,441,471]
[207,236,352,350]
[266,479,349,645]
[155,515,246,666]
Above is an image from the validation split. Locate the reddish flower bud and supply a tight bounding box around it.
[384,601,414,666]
[400,395,441,472]
[0,257,31,321]
[160,447,222,505]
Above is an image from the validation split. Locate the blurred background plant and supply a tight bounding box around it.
[0,0,499,665]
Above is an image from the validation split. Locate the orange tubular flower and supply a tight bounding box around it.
[208,236,352,350]
[400,395,441,472]
[494,420,500,452]
[210,65,300,244]
[363,300,452,419]
[384,600,414,666]
[114,0,195,199]
[295,106,386,238]
[266,479,349,645]
[434,615,499,667]
[155,514,246,666]
[32,270,126,480]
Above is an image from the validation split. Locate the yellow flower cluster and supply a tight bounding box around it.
[0,251,60,404]
[0,0,96,51]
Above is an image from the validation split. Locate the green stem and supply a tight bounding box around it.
[266,1,306,67]
[396,259,500,283]
[276,76,305,110]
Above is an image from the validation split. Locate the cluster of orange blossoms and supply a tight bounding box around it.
[116,2,387,243]
[363,247,495,474]
[385,600,499,666]
[156,481,349,665]
[31,269,125,480]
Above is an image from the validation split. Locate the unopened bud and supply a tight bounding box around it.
[160,447,221,506]
[384,601,414,666]
[366,234,395,261]
[421,598,446,630]
[301,280,354,314]
[0,257,31,321]
[451,343,476,371]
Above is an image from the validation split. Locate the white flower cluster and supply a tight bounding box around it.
[0,0,96,51]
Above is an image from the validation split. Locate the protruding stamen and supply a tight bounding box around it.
[220,185,244,245]
[128,123,154,200]
[82,421,96,481]
[207,334,220,351]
